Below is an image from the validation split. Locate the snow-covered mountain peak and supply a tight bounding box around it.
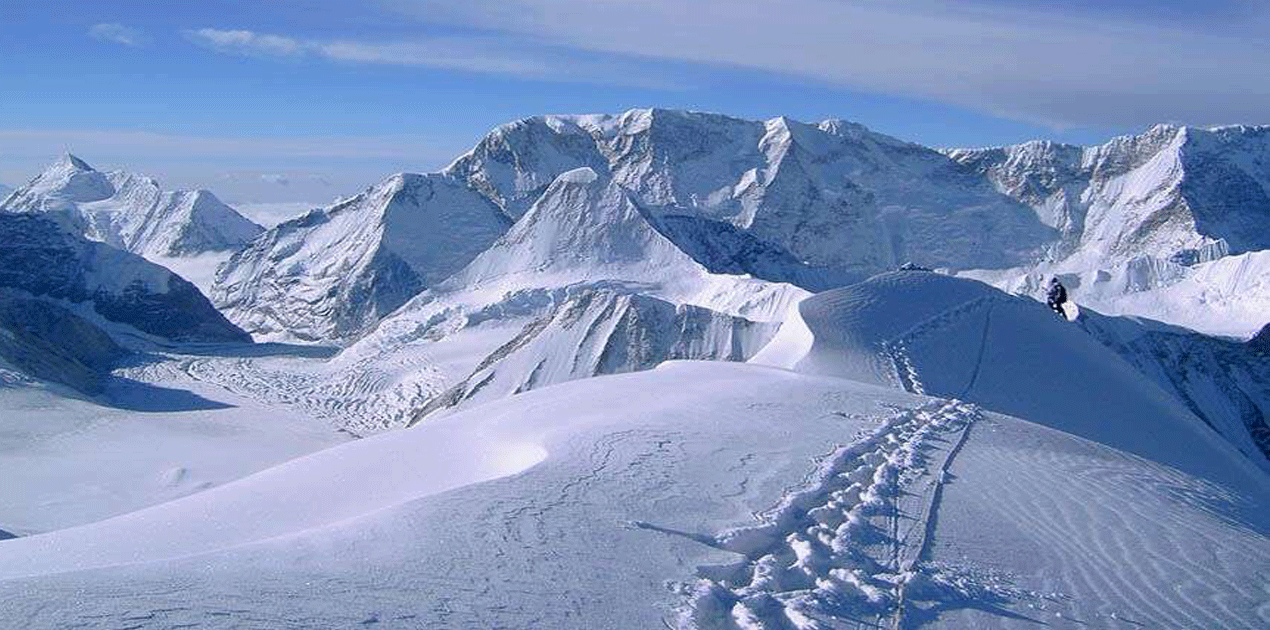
[1,156,263,278]
[552,166,599,185]
[212,171,509,343]
[19,153,115,204]
[454,167,691,288]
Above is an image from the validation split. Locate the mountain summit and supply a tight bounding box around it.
[0,154,263,289]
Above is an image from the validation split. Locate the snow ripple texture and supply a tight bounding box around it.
[674,399,986,630]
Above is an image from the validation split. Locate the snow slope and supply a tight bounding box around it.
[1,155,262,291]
[1,361,1266,629]
[303,167,804,431]
[211,172,510,343]
[0,345,346,536]
[778,271,1270,475]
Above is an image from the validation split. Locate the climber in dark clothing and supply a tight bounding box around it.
[1046,278,1068,318]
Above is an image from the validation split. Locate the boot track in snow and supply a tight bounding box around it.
[658,399,984,629]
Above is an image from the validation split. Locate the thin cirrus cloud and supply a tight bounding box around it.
[183,28,305,58]
[381,0,1270,129]
[182,27,680,89]
[88,23,147,48]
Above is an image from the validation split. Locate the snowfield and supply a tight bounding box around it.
[1,361,1266,629]
[2,271,1268,629]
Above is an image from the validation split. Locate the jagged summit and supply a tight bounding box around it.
[1,154,263,269]
[52,152,94,172]
[448,108,1052,275]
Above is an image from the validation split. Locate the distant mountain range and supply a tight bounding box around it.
[2,109,1269,430]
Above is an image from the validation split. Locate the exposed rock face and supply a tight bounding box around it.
[0,213,250,343]
[1250,323,1270,353]
[0,288,126,394]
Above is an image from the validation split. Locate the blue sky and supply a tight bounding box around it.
[2,0,1266,206]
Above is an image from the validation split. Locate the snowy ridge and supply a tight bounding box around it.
[411,287,778,423]
[950,124,1270,337]
[211,172,510,343]
[787,271,1270,474]
[292,167,807,430]
[948,124,1270,263]
[448,109,1054,275]
[1,154,262,263]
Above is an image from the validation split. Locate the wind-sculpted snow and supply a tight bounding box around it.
[0,214,249,343]
[211,172,510,343]
[448,109,1054,276]
[1,154,262,262]
[3,362,1268,629]
[788,271,1270,483]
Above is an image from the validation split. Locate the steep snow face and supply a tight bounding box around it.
[0,214,250,343]
[442,167,806,320]
[453,167,704,288]
[1,155,263,261]
[785,271,1270,477]
[211,173,510,343]
[950,124,1270,264]
[1080,311,1270,464]
[412,287,778,422]
[448,109,1054,275]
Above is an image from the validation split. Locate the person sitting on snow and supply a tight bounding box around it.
[1046,277,1068,318]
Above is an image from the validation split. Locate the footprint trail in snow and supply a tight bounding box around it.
[672,399,988,630]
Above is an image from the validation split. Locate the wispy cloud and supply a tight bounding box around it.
[379,0,1270,129]
[182,27,679,89]
[88,23,147,48]
[184,28,305,58]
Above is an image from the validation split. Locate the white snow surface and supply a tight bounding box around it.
[0,345,346,536]
[4,115,1270,628]
[1,358,1266,628]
